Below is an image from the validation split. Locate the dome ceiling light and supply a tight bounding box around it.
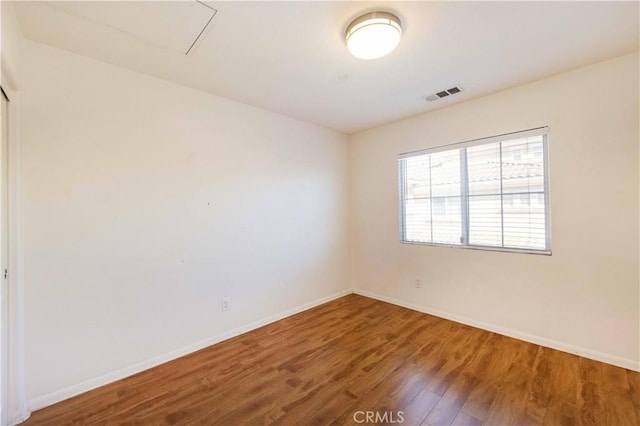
[345,11,403,60]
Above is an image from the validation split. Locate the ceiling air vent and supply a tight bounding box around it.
[425,86,462,102]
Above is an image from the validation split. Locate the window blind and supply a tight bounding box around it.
[399,128,550,253]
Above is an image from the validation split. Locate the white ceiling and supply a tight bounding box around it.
[14,1,640,134]
[43,1,217,55]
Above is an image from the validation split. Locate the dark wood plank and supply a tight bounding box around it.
[601,363,631,392]
[459,380,498,421]
[451,411,483,426]
[542,398,579,426]
[401,387,442,426]
[424,372,478,426]
[627,369,640,421]
[601,389,638,426]
[483,383,528,426]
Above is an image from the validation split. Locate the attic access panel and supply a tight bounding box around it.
[47,1,217,55]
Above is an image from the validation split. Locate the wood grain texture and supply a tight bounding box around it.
[24,295,639,426]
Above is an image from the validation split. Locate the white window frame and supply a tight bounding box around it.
[398,127,551,255]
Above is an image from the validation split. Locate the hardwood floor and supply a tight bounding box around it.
[25,294,639,425]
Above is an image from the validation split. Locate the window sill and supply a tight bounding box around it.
[400,240,552,256]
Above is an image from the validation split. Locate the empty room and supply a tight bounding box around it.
[0,1,638,425]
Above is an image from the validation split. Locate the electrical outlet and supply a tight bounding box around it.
[415,279,422,288]
[221,298,230,312]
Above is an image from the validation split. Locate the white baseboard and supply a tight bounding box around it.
[27,289,354,412]
[28,286,636,415]
[353,288,640,372]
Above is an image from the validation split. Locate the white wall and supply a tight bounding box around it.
[350,52,639,370]
[21,41,350,405]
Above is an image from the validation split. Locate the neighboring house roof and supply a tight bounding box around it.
[408,160,543,188]
[467,161,543,183]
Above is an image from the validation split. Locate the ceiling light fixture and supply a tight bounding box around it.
[345,11,402,60]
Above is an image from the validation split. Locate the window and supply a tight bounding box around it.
[399,128,550,253]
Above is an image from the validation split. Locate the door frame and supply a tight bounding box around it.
[0,86,8,426]
[0,83,28,425]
